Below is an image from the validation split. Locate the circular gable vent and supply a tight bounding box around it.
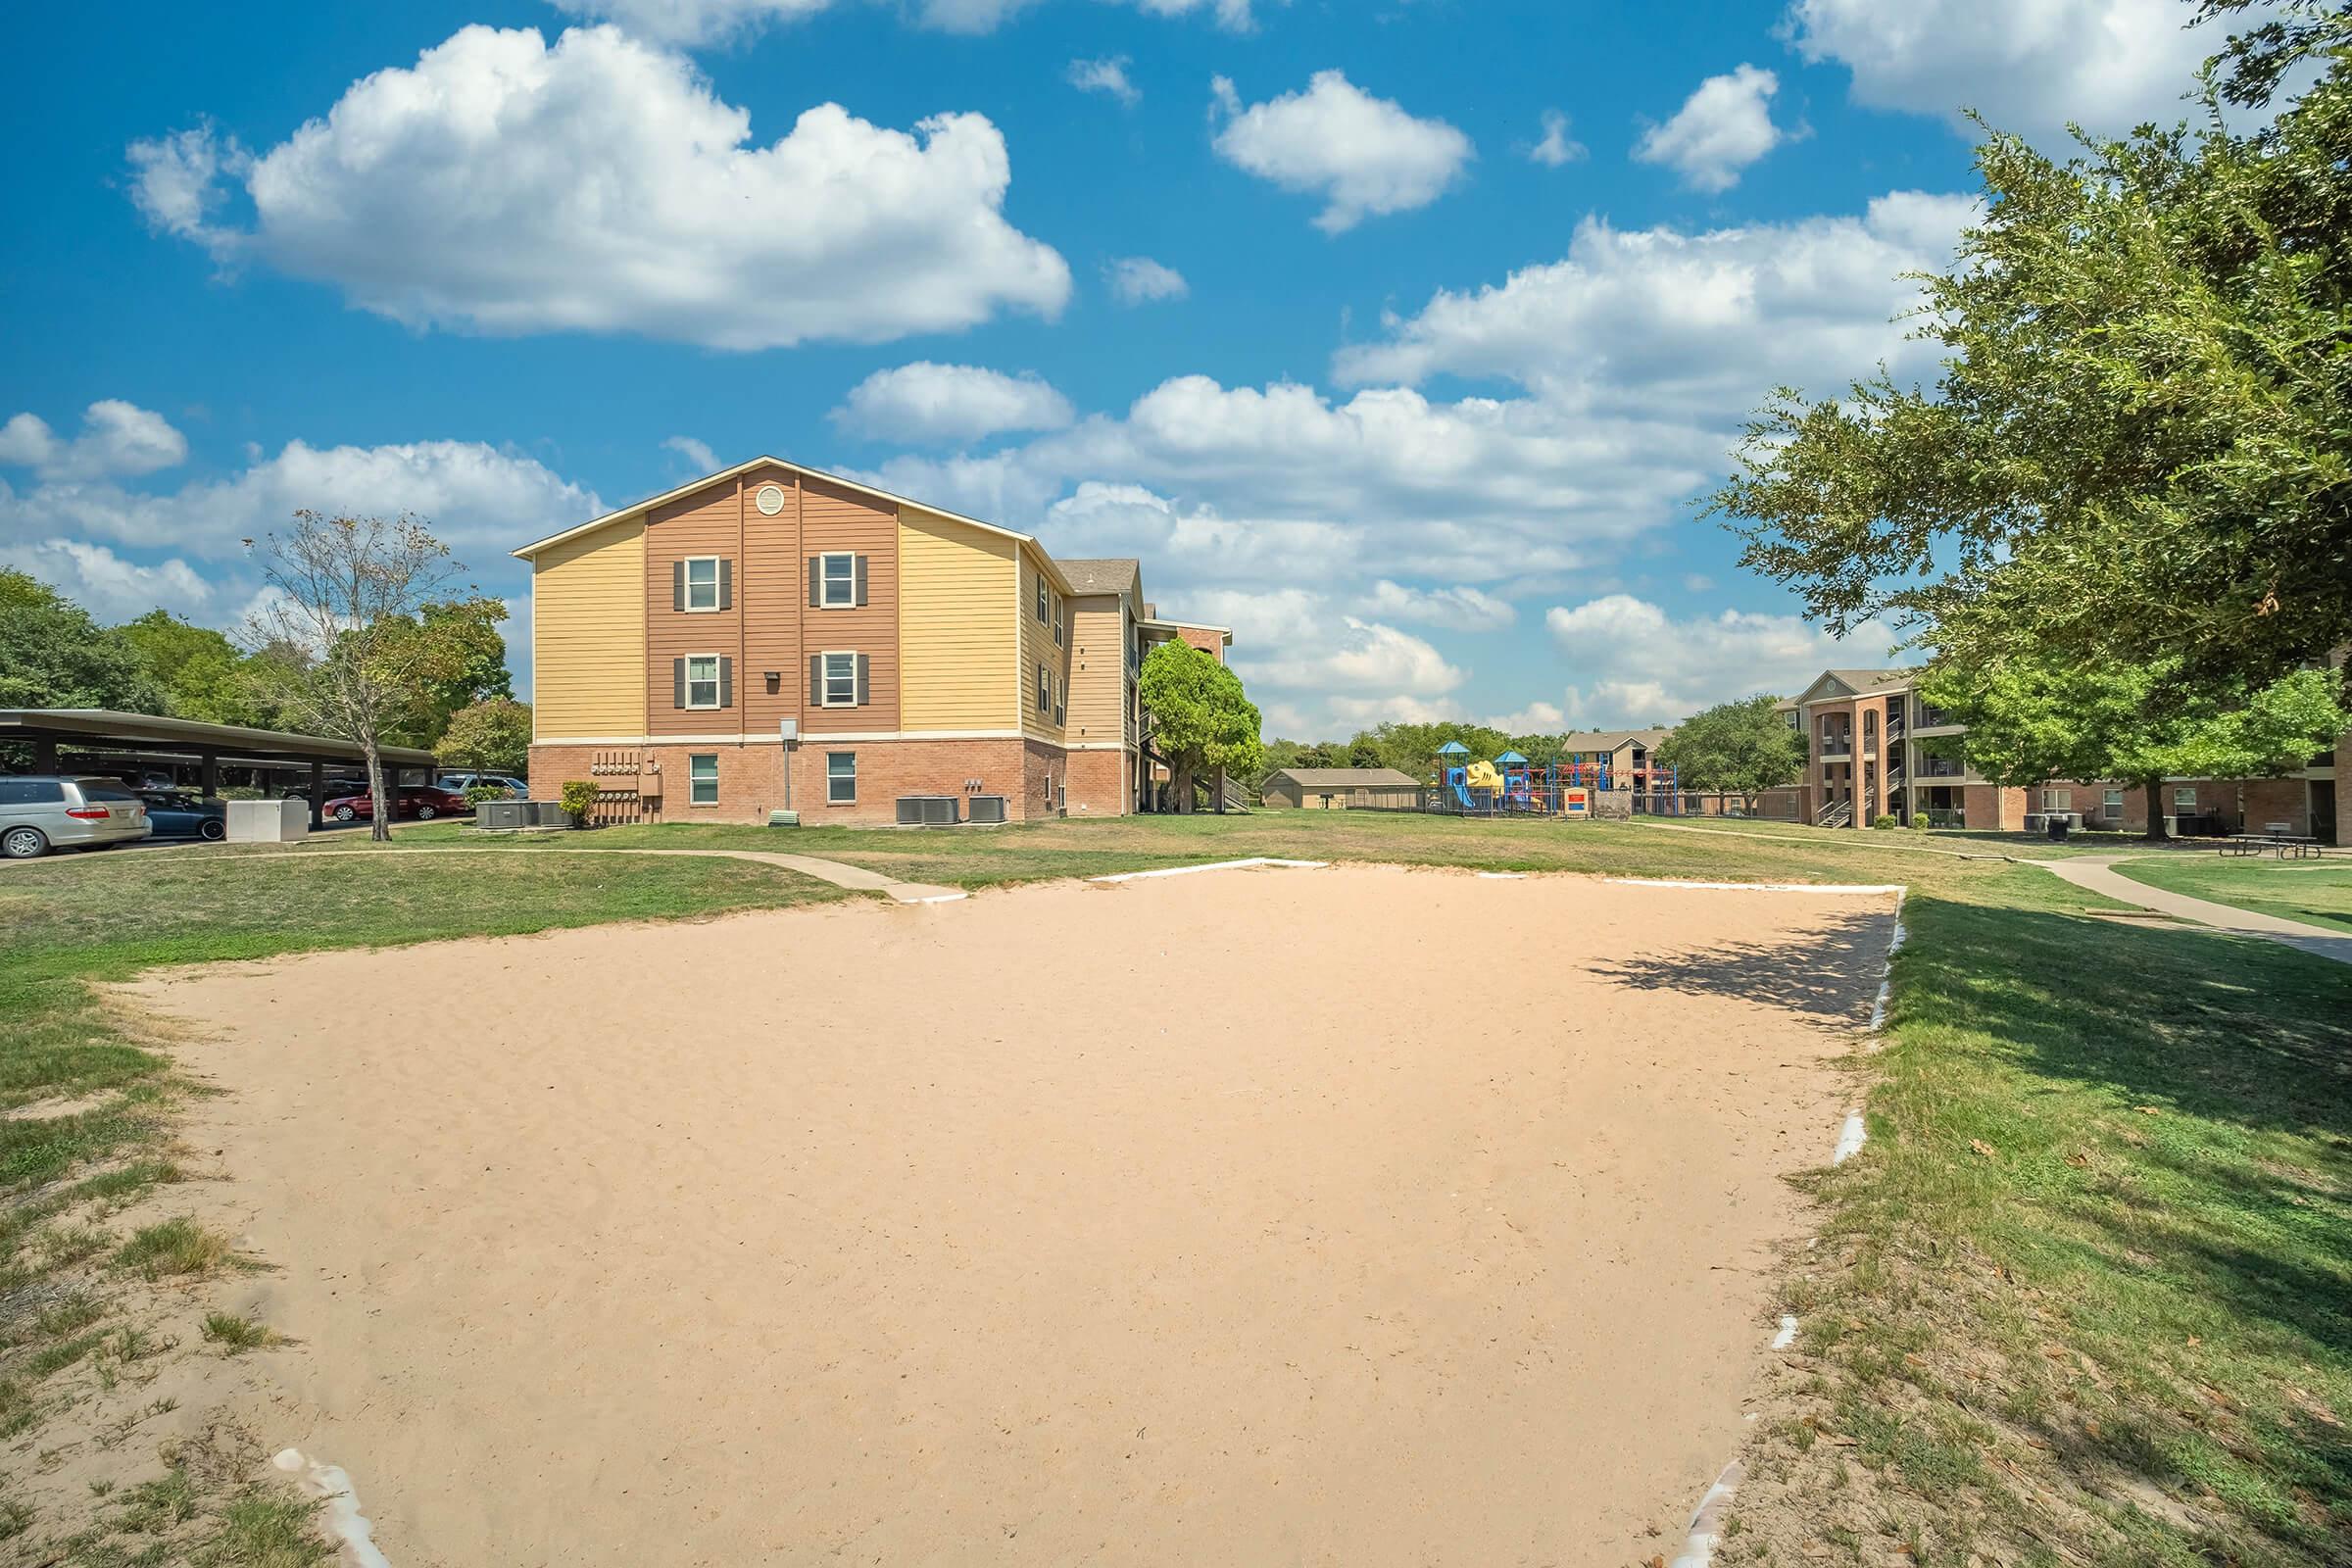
[755,483,787,516]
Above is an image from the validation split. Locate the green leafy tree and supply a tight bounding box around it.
[1652,696,1807,808]
[1348,721,1513,779]
[247,512,480,841]
[436,698,533,778]
[0,569,165,714]
[1348,736,1382,768]
[1923,655,2345,840]
[374,599,513,748]
[1711,5,2352,705]
[1138,641,1263,813]
[1507,732,1566,767]
[117,610,261,724]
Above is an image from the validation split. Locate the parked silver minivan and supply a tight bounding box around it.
[0,777,153,858]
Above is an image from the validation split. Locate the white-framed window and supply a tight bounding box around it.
[826,751,856,805]
[2102,788,2124,814]
[1035,574,1048,623]
[1037,661,1050,715]
[684,655,721,710]
[2175,784,2199,809]
[819,552,857,608]
[683,557,721,612]
[688,754,718,806]
[2043,788,2072,810]
[1053,597,1064,647]
[821,651,857,708]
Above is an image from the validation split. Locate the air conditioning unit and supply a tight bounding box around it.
[525,801,574,828]
[896,796,961,827]
[477,801,528,830]
[967,795,1007,825]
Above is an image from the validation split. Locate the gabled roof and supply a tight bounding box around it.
[1267,767,1422,789]
[1055,558,1141,596]
[1795,666,1924,705]
[512,453,1076,593]
[1558,728,1671,753]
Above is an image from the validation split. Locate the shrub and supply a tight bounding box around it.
[464,784,509,808]
[1910,811,1930,830]
[559,780,597,825]
[1872,813,1899,829]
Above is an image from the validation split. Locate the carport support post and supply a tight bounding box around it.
[199,751,220,799]
[31,735,57,773]
[308,760,324,831]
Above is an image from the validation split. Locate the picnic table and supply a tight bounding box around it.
[2220,825,2324,859]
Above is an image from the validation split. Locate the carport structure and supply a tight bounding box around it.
[0,709,436,830]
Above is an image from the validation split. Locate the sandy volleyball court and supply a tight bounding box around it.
[130,865,1894,1567]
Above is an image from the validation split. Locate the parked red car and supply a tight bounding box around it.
[321,785,470,822]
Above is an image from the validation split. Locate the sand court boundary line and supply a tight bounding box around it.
[1087,856,1327,882]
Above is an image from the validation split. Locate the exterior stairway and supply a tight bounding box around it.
[1817,798,1852,829]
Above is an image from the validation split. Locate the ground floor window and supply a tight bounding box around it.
[688,754,718,805]
[2102,788,2124,815]
[2042,787,2072,810]
[2174,784,2199,810]
[826,751,856,805]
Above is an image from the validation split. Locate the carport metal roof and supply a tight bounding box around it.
[0,710,435,769]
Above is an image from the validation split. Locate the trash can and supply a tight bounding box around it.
[2048,816,2071,842]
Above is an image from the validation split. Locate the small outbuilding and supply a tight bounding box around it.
[1260,766,1423,810]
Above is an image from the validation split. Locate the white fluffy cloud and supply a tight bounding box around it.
[1068,56,1140,105]
[833,363,1074,445]
[1355,579,1515,631]
[1634,64,1787,192]
[0,402,188,483]
[128,24,1069,350]
[1334,190,1978,411]
[0,436,600,565]
[1106,256,1189,304]
[1253,616,1466,697]
[1544,594,1901,728]
[1210,71,1473,232]
[0,539,218,625]
[1526,110,1588,168]
[662,435,719,472]
[1787,0,2227,138]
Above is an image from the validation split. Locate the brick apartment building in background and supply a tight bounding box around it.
[515,456,1230,825]
[1780,665,2347,844]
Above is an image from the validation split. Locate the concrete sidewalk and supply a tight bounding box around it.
[2040,856,2352,967]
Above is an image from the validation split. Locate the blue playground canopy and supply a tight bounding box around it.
[1495,750,1527,764]
[1435,741,1470,756]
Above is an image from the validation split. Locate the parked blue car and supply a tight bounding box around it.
[137,791,227,841]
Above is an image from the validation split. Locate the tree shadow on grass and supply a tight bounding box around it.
[1590,906,1891,1028]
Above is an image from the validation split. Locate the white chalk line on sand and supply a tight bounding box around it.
[272,1449,390,1568]
[1612,877,1906,1561]
[1087,857,1326,883]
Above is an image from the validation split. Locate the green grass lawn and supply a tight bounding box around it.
[2112,853,2352,935]
[4,812,2346,1563]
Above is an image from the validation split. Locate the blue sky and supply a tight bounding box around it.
[0,0,2231,736]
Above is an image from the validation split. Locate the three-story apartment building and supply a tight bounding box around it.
[515,456,1230,824]
[1786,666,2347,842]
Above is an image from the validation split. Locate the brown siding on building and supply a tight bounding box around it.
[1065,595,1129,747]
[799,475,901,736]
[740,467,805,738]
[644,477,747,737]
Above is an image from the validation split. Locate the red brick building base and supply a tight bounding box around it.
[529,737,1081,826]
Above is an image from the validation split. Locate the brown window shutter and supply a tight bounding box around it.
[808,557,820,608]
[854,555,868,607]
[718,559,732,612]
[808,654,822,707]
[717,657,733,710]
[855,653,869,706]
[672,658,686,709]
[672,561,685,612]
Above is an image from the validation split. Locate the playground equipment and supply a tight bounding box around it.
[1422,743,1690,820]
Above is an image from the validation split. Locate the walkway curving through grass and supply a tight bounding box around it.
[2042,856,2352,966]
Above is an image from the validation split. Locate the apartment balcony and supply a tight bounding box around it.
[1913,704,1963,734]
[1915,758,1966,780]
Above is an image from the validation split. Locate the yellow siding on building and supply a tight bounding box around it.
[898,505,1016,731]
[531,521,645,738]
[1016,544,1069,741]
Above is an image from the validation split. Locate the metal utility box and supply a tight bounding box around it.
[477,801,528,830]
[226,797,309,844]
[896,796,961,827]
[966,796,1007,825]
